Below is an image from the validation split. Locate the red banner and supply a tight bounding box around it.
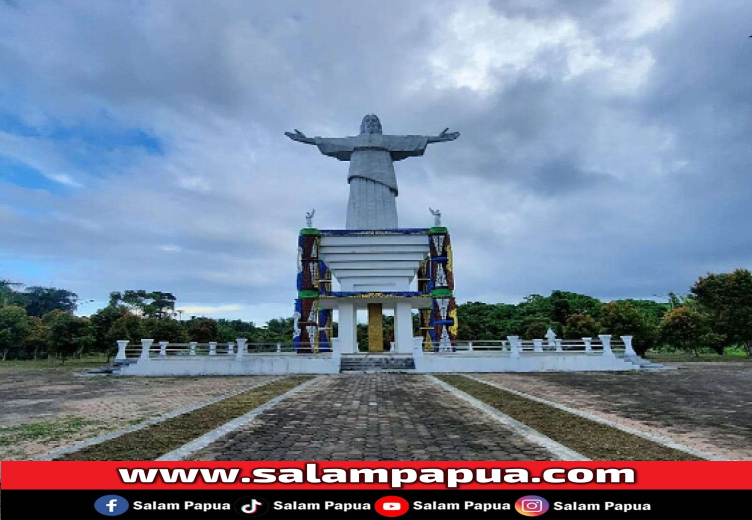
[3,461,751,490]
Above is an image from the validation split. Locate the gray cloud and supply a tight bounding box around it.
[1,0,752,323]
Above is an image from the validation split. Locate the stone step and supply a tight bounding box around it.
[340,355,416,372]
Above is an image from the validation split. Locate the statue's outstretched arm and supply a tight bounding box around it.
[427,128,460,143]
[284,129,316,145]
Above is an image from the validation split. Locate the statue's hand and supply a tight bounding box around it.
[438,128,460,141]
[428,128,460,143]
[285,129,314,143]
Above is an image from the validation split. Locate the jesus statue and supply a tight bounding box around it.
[286,114,459,229]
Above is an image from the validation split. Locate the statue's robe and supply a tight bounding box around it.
[313,134,429,229]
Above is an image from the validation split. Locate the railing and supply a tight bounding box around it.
[116,339,330,361]
[431,335,637,357]
[116,335,639,362]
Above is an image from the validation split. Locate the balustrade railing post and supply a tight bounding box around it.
[236,338,247,359]
[140,339,153,362]
[189,341,197,356]
[227,342,234,355]
[583,337,592,353]
[621,335,636,356]
[599,334,613,357]
[555,339,563,352]
[533,339,543,353]
[507,336,520,359]
[159,341,168,357]
[115,340,128,361]
[276,342,282,353]
[468,341,474,352]
[209,341,217,356]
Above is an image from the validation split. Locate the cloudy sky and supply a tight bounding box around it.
[1,0,751,324]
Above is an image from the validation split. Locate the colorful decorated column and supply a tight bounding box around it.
[425,226,458,352]
[293,227,332,353]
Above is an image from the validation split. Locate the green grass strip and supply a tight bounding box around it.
[56,376,314,461]
[436,375,704,461]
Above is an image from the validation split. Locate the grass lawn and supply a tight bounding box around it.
[645,352,752,362]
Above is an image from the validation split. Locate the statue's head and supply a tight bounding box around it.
[360,114,382,135]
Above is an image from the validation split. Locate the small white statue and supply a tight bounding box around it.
[429,207,441,226]
[305,209,315,228]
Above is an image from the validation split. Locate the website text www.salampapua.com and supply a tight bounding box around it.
[118,464,635,488]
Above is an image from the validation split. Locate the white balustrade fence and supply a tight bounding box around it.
[116,334,636,362]
[116,339,326,361]
[446,335,631,356]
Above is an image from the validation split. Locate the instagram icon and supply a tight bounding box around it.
[515,495,550,516]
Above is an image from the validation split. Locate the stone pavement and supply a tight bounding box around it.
[476,363,752,461]
[190,374,559,461]
[0,365,277,461]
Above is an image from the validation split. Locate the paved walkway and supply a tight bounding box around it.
[191,374,558,461]
[0,365,276,461]
[476,363,752,460]
[3,363,751,461]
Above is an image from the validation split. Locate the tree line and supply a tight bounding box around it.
[0,284,293,362]
[2,268,752,361]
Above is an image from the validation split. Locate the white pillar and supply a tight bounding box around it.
[189,341,197,356]
[276,342,282,353]
[599,334,613,357]
[621,335,636,356]
[583,337,593,352]
[555,339,563,352]
[533,339,543,353]
[158,341,168,357]
[226,342,234,355]
[115,340,128,361]
[236,338,247,359]
[468,341,474,352]
[336,302,357,354]
[209,341,217,356]
[507,336,520,359]
[140,339,153,361]
[394,302,415,354]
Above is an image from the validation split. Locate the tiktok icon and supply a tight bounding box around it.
[234,496,270,517]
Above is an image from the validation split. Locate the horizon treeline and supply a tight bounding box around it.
[2,268,752,361]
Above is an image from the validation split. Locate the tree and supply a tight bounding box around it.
[105,313,146,348]
[550,291,602,323]
[43,310,94,363]
[563,313,600,339]
[598,301,658,355]
[691,269,752,355]
[90,305,130,354]
[0,280,27,307]
[108,290,176,319]
[659,306,711,356]
[24,316,50,360]
[613,299,670,326]
[186,317,218,342]
[0,306,29,360]
[259,317,295,343]
[217,319,260,342]
[523,321,550,340]
[143,318,189,343]
[23,286,78,317]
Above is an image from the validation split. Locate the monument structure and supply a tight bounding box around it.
[113,114,650,375]
[287,115,460,357]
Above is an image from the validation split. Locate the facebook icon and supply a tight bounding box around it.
[94,495,129,516]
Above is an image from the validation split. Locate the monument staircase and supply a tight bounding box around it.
[340,353,416,372]
[616,354,673,371]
